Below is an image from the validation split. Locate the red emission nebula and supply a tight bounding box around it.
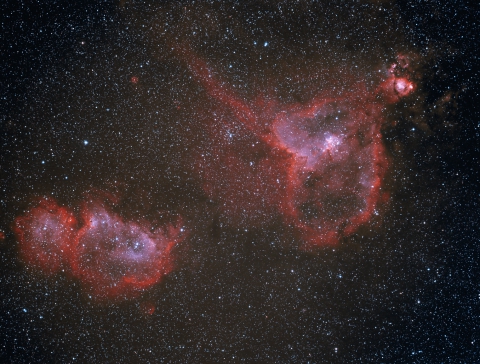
[14,195,185,300]
[13,46,416,299]
[179,46,415,248]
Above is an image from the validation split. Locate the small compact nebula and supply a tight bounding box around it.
[13,195,185,300]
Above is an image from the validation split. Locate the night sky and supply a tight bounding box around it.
[1,1,479,363]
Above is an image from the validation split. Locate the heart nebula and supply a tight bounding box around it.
[178,46,414,248]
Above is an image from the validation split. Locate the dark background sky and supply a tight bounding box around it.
[1,1,479,363]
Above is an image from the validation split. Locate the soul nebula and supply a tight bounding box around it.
[14,195,185,300]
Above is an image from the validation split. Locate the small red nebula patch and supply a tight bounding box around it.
[130,76,139,84]
[378,53,417,104]
[377,75,415,104]
[13,196,185,300]
[140,301,156,316]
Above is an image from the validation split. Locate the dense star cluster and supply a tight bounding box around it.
[1,1,478,363]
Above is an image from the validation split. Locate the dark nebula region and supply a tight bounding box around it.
[13,45,416,299]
